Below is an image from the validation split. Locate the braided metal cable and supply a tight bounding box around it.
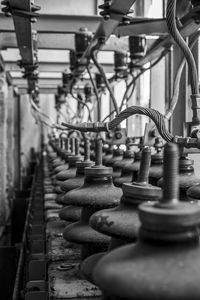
[166,0,198,94]
[62,106,174,143]
[108,106,174,142]
[165,32,200,120]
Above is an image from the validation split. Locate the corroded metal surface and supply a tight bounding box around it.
[93,144,200,299]
[47,237,81,262]
[46,220,67,238]
[48,262,101,299]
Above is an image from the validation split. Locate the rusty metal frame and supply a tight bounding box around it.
[0,13,101,33]
[0,32,129,53]
[3,0,40,94]
[115,17,168,36]
[135,10,200,67]
[71,0,137,77]
[7,0,38,65]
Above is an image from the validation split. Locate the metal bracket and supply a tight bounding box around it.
[105,128,127,145]
[143,123,158,147]
[26,280,47,292]
[28,259,47,281]
[25,291,48,300]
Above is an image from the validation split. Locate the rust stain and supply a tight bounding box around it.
[95,215,114,229]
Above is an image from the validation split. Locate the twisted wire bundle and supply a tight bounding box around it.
[62,105,174,143]
[166,0,198,95]
[108,106,174,142]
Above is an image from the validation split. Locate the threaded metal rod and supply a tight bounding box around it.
[137,147,151,185]
[71,137,75,155]
[96,138,103,166]
[162,142,179,205]
[84,138,90,161]
[75,138,80,155]
[60,137,64,149]
[65,138,70,151]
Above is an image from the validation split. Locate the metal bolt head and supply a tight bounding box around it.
[31,17,37,23]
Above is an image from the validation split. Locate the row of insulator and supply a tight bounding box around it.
[56,31,147,102]
[45,133,200,299]
[49,134,200,200]
[70,27,147,73]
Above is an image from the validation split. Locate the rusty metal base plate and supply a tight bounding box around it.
[46,220,67,238]
[48,262,101,299]
[47,236,81,262]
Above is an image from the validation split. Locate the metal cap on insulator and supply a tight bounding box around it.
[123,147,161,202]
[84,83,92,102]
[75,27,92,59]
[179,156,194,173]
[85,138,113,176]
[139,143,200,243]
[151,137,163,165]
[95,73,106,90]
[114,52,128,75]
[62,71,71,85]
[69,50,77,71]
[129,35,147,60]
[191,94,200,125]
[123,149,135,159]
[134,149,142,161]
[76,137,95,173]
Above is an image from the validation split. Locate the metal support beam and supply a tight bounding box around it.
[13,78,67,93]
[6,61,115,73]
[0,32,128,52]
[0,13,101,33]
[115,18,168,37]
[135,10,200,66]
[72,0,136,77]
[19,86,57,94]
[8,0,36,65]
[0,32,75,50]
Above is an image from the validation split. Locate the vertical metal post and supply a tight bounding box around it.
[6,85,15,213]
[14,92,21,189]
[171,46,188,136]
[165,46,174,133]
[0,74,8,237]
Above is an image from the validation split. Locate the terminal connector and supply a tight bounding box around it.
[61,122,110,133]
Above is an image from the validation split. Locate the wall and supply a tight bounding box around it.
[20,93,57,172]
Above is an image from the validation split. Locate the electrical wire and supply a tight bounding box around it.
[31,106,53,128]
[119,49,169,111]
[109,106,173,142]
[70,92,92,122]
[165,31,200,120]
[62,105,174,143]
[30,98,65,131]
[90,45,120,115]
[102,109,116,122]
[30,98,55,124]
[166,0,198,95]
[87,65,101,121]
